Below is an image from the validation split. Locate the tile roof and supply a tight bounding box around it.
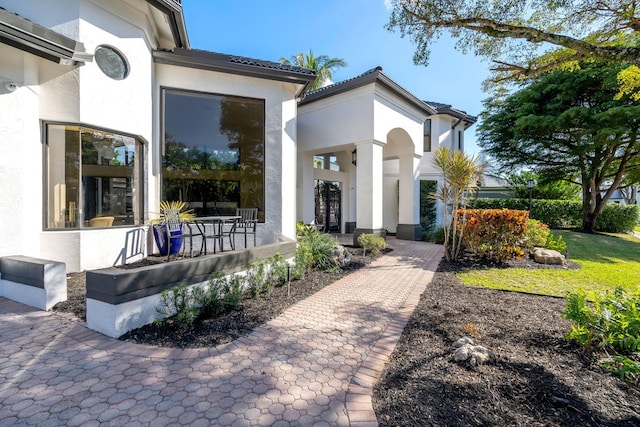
[299,66,436,115]
[424,100,477,124]
[153,48,316,94]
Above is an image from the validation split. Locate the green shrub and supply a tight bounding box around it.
[472,198,639,232]
[546,232,567,252]
[155,284,200,327]
[202,273,225,316]
[245,261,266,297]
[426,226,446,244]
[419,180,437,236]
[563,288,640,385]
[471,198,581,228]
[596,204,639,233]
[461,209,528,262]
[292,244,312,279]
[358,233,386,256]
[267,253,289,288]
[223,275,244,308]
[523,219,550,249]
[296,224,338,271]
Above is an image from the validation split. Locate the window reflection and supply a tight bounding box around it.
[45,124,142,229]
[162,89,265,220]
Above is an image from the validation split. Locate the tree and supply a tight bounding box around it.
[479,61,640,232]
[386,0,640,93]
[505,171,580,200]
[280,49,347,91]
[432,147,485,261]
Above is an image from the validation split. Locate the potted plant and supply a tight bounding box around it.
[150,201,196,256]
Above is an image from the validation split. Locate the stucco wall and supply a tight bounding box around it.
[298,86,375,154]
[155,64,300,245]
[0,46,42,258]
[0,0,158,271]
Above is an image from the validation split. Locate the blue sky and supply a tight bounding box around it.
[182,0,491,155]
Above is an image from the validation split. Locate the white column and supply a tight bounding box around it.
[398,152,420,224]
[354,141,385,243]
[296,151,316,224]
[396,152,422,240]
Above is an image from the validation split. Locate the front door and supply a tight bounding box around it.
[315,180,341,233]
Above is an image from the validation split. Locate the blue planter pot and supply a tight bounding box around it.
[152,224,183,256]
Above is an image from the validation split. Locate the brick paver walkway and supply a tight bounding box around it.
[0,239,442,426]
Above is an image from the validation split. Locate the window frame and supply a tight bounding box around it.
[42,121,145,230]
[423,119,432,153]
[160,87,267,221]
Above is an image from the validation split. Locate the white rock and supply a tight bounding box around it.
[532,247,565,265]
[453,337,474,348]
[453,344,494,366]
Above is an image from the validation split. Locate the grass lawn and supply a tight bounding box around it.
[458,230,640,297]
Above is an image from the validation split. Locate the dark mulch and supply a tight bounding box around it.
[53,247,385,348]
[373,257,640,427]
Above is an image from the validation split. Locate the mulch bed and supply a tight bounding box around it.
[373,257,640,426]
[54,247,640,425]
[53,247,384,348]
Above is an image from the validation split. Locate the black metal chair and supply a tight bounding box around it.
[235,208,258,248]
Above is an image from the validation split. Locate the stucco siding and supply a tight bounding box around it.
[156,63,300,244]
[298,86,375,154]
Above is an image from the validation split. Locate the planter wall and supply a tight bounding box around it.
[0,256,66,311]
[86,239,297,338]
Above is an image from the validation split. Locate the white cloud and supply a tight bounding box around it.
[383,0,393,11]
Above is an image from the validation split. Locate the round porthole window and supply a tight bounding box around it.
[94,45,129,80]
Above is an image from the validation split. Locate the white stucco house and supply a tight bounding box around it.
[0,0,476,272]
[297,68,476,243]
[0,0,315,272]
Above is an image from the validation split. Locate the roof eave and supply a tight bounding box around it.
[0,8,90,65]
[376,72,437,116]
[153,49,316,95]
[299,68,436,116]
[146,0,190,49]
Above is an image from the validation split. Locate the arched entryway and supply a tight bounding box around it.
[382,128,422,240]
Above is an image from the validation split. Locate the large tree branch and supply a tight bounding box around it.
[403,8,640,65]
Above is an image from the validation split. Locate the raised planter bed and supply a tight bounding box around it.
[0,255,66,310]
[86,239,296,338]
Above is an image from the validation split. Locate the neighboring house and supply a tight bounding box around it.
[477,174,512,199]
[0,0,314,272]
[607,187,639,205]
[297,68,476,243]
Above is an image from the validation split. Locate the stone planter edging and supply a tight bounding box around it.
[0,255,66,311]
[86,239,296,338]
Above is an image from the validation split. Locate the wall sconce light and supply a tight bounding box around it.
[351,148,357,166]
[4,82,20,92]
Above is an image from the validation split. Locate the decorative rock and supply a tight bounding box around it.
[532,248,566,265]
[453,337,474,348]
[452,337,494,367]
[330,244,352,268]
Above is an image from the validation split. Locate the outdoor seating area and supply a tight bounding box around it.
[165,208,259,259]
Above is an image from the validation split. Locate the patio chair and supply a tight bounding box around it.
[235,208,258,248]
[163,208,183,262]
[181,221,205,258]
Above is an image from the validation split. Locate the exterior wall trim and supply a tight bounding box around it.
[0,8,90,64]
[153,49,316,95]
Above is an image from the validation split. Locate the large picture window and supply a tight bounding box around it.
[45,124,143,229]
[162,89,265,220]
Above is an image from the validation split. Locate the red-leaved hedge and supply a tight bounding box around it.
[458,209,529,262]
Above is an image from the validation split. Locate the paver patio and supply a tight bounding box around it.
[0,238,443,426]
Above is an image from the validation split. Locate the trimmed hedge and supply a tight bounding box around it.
[471,198,639,233]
